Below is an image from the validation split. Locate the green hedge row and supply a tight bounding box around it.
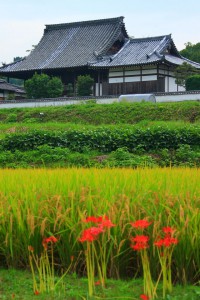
[1,125,200,153]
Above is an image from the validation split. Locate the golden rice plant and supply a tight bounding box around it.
[0,167,199,284]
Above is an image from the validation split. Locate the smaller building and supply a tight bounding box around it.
[0,79,25,100]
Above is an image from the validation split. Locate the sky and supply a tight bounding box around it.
[1,0,200,64]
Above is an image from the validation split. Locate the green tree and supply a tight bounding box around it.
[76,75,94,96]
[25,73,64,99]
[180,42,200,63]
[47,76,64,98]
[174,62,198,88]
[186,75,200,90]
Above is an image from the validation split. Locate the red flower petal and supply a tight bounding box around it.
[131,219,152,229]
[140,294,150,300]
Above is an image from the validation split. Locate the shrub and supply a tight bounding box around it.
[76,75,94,96]
[186,75,200,90]
[25,73,64,99]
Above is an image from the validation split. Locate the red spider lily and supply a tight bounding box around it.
[131,243,149,251]
[130,235,149,251]
[95,280,101,286]
[131,235,149,243]
[100,218,116,228]
[154,237,178,248]
[131,219,152,229]
[28,245,34,252]
[162,226,175,236]
[140,294,150,300]
[79,226,104,243]
[83,215,109,223]
[154,239,164,247]
[42,235,58,249]
[70,255,74,262]
[43,236,58,244]
[34,290,40,295]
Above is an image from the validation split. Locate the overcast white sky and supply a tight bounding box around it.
[1,0,200,64]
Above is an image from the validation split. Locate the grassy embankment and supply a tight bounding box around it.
[0,101,200,168]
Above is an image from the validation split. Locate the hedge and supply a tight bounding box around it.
[1,125,200,153]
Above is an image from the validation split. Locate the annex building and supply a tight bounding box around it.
[1,16,200,97]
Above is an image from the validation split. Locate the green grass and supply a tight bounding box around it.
[0,101,200,124]
[0,269,199,300]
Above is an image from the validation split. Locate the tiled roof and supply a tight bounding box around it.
[91,35,200,68]
[1,17,200,76]
[0,79,25,93]
[164,54,200,68]
[0,16,127,73]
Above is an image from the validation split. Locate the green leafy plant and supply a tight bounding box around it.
[186,75,200,91]
[76,75,94,96]
[25,73,64,99]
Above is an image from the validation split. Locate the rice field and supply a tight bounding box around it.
[0,167,199,285]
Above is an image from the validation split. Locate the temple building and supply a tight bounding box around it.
[1,16,200,96]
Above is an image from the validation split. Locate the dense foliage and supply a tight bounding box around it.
[186,75,200,90]
[25,73,64,99]
[1,126,200,153]
[180,42,200,63]
[174,62,198,87]
[0,101,200,168]
[76,75,94,96]
[0,124,199,168]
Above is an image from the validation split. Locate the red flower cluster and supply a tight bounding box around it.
[42,235,58,248]
[79,226,104,242]
[83,216,107,223]
[140,294,149,300]
[34,290,40,295]
[162,226,175,235]
[28,245,34,252]
[79,216,116,243]
[131,219,152,229]
[154,226,178,248]
[130,235,149,251]
[154,237,178,248]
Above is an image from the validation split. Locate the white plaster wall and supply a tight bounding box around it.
[124,76,140,82]
[142,75,157,81]
[142,69,157,75]
[109,77,123,83]
[125,70,140,76]
[109,71,123,77]
[156,93,200,102]
[168,77,178,92]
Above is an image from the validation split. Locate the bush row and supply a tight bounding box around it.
[0,145,199,168]
[1,125,200,153]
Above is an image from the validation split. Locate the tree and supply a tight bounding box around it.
[14,57,23,62]
[76,75,94,96]
[174,62,198,88]
[25,73,64,99]
[186,75,200,90]
[47,76,64,98]
[180,42,200,63]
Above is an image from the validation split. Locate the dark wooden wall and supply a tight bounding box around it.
[102,78,165,96]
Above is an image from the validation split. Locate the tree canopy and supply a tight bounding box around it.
[25,73,64,99]
[174,62,199,87]
[180,42,200,63]
[76,75,94,96]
